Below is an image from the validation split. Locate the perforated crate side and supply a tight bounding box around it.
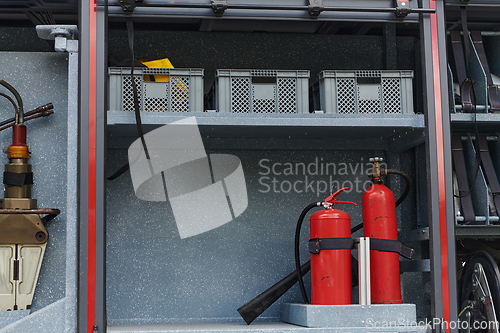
[214,69,310,113]
[317,70,414,115]
[108,67,127,112]
[108,67,204,112]
[294,74,310,114]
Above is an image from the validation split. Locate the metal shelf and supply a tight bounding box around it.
[107,112,425,152]
[450,113,500,132]
[107,111,424,135]
[456,224,500,239]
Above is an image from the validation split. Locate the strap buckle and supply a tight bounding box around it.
[309,237,354,254]
[212,0,228,16]
[308,0,323,17]
[119,0,143,13]
[394,0,410,18]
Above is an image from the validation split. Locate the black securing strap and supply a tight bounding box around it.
[478,136,500,216]
[471,31,500,113]
[451,135,476,223]
[309,237,354,253]
[450,30,475,112]
[3,172,33,186]
[309,237,414,260]
[370,238,414,259]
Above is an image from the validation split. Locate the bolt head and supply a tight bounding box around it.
[35,231,46,242]
[50,27,72,39]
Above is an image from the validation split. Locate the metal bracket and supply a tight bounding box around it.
[36,25,78,41]
[36,25,79,52]
[308,0,323,17]
[119,0,143,12]
[211,0,228,16]
[354,237,371,305]
[394,0,410,18]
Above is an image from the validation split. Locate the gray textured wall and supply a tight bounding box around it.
[106,146,392,324]
[107,29,418,95]
[0,52,69,310]
[0,51,76,333]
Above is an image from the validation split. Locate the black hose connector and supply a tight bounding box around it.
[385,169,411,207]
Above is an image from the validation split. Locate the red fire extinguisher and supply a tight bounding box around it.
[362,157,411,304]
[295,187,356,305]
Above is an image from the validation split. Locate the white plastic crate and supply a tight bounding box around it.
[211,69,310,113]
[315,70,414,114]
[108,67,204,112]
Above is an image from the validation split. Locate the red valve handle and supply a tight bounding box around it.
[324,187,357,206]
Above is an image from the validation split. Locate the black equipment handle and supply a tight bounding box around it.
[237,261,311,325]
[238,222,364,325]
[237,167,411,324]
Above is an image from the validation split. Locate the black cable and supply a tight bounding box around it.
[295,202,321,304]
[0,80,23,124]
[126,17,150,161]
[107,162,130,180]
[351,222,363,234]
[0,103,53,128]
[107,17,148,181]
[346,175,409,241]
[0,92,18,115]
[385,169,411,206]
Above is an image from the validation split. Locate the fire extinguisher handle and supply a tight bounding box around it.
[328,200,357,206]
[324,187,357,206]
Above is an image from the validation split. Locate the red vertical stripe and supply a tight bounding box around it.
[430,0,450,330]
[88,0,97,332]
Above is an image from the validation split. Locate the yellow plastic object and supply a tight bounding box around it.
[140,58,174,82]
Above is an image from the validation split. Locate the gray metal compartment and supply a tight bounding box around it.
[106,119,429,327]
[0,52,78,332]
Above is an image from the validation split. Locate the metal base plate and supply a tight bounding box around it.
[281,303,420,329]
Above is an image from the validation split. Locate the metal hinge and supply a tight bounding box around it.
[211,0,228,16]
[119,0,143,12]
[308,0,323,17]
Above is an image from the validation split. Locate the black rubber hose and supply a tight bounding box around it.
[351,170,411,234]
[0,80,23,124]
[295,202,321,303]
[350,222,363,234]
[0,92,18,114]
[295,210,367,304]
[385,169,411,207]
[0,103,53,128]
